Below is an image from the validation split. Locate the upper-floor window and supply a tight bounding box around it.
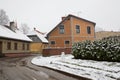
[7,42,11,50]
[51,41,55,45]
[59,25,64,34]
[76,25,80,33]
[29,35,41,42]
[87,26,91,34]
[14,43,17,50]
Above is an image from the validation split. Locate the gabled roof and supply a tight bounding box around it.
[47,14,96,36]
[0,25,32,42]
[27,29,48,43]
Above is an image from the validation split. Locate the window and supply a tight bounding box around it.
[51,41,55,45]
[87,26,91,34]
[27,44,29,50]
[59,25,64,34]
[65,41,70,44]
[22,43,25,50]
[14,43,17,50]
[76,25,80,33]
[7,42,11,50]
[28,35,41,42]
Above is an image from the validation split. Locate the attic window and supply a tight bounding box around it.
[59,25,64,34]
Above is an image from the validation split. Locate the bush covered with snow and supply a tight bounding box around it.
[72,36,120,62]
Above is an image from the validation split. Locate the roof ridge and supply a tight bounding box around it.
[34,28,46,35]
[68,14,96,24]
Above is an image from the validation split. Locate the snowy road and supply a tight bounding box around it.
[0,56,88,80]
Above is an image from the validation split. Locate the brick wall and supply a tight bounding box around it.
[42,48,72,56]
[48,16,95,48]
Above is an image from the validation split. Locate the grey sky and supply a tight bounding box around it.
[0,0,120,32]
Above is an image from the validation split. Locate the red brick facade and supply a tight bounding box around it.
[43,14,96,56]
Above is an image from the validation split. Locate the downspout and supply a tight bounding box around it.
[70,17,74,46]
[48,36,51,48]
[94,24,96,40]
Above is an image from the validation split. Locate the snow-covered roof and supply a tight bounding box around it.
[0,25,32,42]
[27,30,48,43]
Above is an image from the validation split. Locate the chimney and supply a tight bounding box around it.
[10,22,17,32]
[62,17,66,20]
[34,27,36,31]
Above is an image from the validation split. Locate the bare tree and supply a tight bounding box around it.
[19,23,30,34]
[119,28,120,32]
[95,26,104,32]
[0,9,9,25]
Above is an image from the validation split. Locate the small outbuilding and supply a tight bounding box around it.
[27,28,48,54]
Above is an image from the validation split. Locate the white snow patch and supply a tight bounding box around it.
[31,54,120,80]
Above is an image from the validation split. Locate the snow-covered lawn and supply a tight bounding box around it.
[31,54,120,80]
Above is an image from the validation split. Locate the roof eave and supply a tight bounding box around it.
[0,36,32,42]
[68,14,96,26]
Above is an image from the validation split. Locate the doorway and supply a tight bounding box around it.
[0,41,2,53]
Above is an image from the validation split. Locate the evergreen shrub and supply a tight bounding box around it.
[72,36,120,62]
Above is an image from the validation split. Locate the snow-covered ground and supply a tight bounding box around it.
[31,54,120,80]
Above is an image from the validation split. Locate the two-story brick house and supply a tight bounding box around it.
[43,14,96,56]
[47,14,96,47]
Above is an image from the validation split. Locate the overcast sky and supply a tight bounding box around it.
[0,0,120,32]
